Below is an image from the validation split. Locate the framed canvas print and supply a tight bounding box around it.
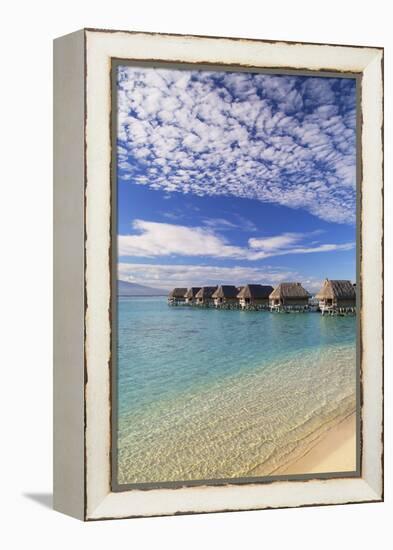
[53,29,384,520]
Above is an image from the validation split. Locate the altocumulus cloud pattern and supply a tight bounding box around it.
[117,67,356,225]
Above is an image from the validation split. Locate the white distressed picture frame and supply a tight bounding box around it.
[53,28,383,521]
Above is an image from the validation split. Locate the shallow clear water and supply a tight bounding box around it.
[116,297,357,484]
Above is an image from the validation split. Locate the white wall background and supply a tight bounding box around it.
[0,0,391,548]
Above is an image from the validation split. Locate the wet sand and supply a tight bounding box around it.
[276,413,356,475]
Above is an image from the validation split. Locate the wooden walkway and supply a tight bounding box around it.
[168,301,356,315]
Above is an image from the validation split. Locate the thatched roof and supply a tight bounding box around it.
[212,285,239,299]
[269,282,309,299]
[185,287,201,298]
[237,284,274,299]
[195,286,217,299]
[168,287,187,298]
[315,279,356,300]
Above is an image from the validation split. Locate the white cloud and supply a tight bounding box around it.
[118,219,246,259]
[286,243,355,254]
[117,67,357,224]
[118,262,323,292]
[118,220,355,261]
[202,218,238,230]
[249,232,303,251]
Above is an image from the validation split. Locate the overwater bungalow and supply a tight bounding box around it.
[212,285,239,308]
[168,287,187,306]
[308,296,320,312]
[269,282,310,311]
[237,284,274,310]
[315,279,356,315]
[195,286,218,307]
[185,287,201,305]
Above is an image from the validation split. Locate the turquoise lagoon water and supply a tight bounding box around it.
[117,297,357,484]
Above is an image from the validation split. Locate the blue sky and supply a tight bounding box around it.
[117,66,356,292]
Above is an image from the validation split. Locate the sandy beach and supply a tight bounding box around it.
[276,412,357,475]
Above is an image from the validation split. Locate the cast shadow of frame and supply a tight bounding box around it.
[23,493,53,509]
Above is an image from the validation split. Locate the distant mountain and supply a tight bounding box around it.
[117,280,168,296]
